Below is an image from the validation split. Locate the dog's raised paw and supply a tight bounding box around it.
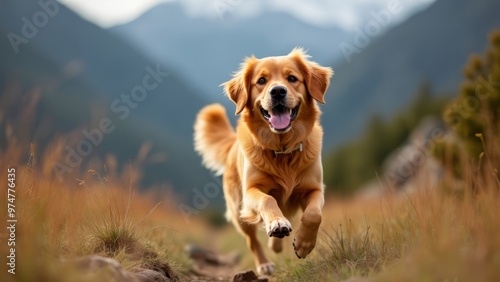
[293,229,316,259]
[266,218,292,238]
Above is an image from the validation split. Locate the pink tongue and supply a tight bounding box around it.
[269,111,291,130]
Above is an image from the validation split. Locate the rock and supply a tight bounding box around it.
[382,117,447,190]
[134,269,169,282]
[232,270,268,282]
[73,255,139,282]
[232,270,257,282]
[68,255,175,282]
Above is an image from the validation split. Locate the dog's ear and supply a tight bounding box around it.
[290,48,333,104]
[222,56,257,115]
[306,62,333,104]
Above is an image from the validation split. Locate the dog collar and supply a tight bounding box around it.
[274,143,303,156]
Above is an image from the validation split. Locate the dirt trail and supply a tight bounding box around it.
[184,245,269,282]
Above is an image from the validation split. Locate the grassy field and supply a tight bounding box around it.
[0,140,199,281]
[1,132,499,282]
[276,181,500,281]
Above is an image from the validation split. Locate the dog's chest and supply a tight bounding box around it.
[243,145,320,197]
[261,155,314,192]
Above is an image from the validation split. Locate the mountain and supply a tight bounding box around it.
[0,0,215,194]
[110,0,500,152]
[322,0,500,148]
[110,2,351,105]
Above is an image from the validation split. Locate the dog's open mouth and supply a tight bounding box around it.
[260,104,299,133]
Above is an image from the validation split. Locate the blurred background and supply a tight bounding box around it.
[1,0,499,204]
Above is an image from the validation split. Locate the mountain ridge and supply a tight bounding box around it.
[110,1,351,106]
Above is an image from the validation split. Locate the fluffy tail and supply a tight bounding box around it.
[194,104,236,175]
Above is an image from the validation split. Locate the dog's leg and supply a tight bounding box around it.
[239,222,275,275]
[268,236,283,253]
[242,188,293,238]
[293,189,324,259]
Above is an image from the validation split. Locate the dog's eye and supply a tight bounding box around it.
[287,75,298,83]
[257,77,267,85]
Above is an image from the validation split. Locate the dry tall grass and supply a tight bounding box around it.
[275,132,500,282]
[0,137,208,282]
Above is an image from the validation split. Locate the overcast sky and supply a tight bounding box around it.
[59,0,435,30]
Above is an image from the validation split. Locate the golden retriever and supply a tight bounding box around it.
[194,48,333,275]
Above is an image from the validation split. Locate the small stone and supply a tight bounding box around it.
[232,270,258,282]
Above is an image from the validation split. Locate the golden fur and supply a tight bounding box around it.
[194,48,333,275]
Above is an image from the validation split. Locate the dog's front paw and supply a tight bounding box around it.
[266,218,292,238]
[293,226,318,259]
[257,262,275,275]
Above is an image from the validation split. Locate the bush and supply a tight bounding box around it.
[440,30,500,183]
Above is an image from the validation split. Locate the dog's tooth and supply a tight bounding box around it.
[289,108,292,115]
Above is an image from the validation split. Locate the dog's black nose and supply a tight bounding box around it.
[270,85,287,100]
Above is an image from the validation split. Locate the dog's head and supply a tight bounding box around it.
[223,48,333,134]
